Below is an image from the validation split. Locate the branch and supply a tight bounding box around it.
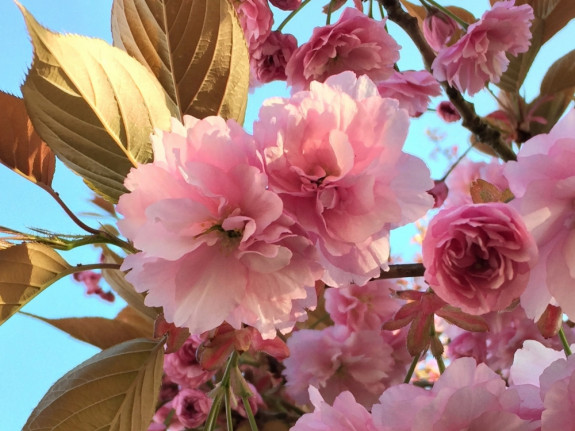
[379,0,517,162]
[379,263,425,279]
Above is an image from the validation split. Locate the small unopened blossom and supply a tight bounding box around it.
[269,0,301,11]
[377,70,442,117]
[437,100,461,123]
[173,388,212,429]
[73,270,114,302]
[432,1,534,95]
[423,9,459,52]
[286,8,400,92]
[249,31,298,88]
[163,335,215,389]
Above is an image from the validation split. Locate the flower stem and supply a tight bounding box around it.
[421,0,469,30]
[241,395,259,431]
[404,353,420,383]
[368,0,374,18]
[559,327,572,357]
[205,351,239,431]
[276,0,313,32]
[439,144,474,182]
[435,353,446,374]
[326,0,334,25]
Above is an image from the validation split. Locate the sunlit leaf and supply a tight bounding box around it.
[498,0,575,93]
[0,91,55,186]
[111,0,249,123]
[23,338,165,431]
[399,0,426,24]
[0,243,70,326]
[21,307,154,350]
[99,245,159,321]
[540,49,575,95]
[18,3,176,202]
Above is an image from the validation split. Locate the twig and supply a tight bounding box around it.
[378,263,425,279]
[379,0,517,162]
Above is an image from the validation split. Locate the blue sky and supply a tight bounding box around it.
[0,1,572,429]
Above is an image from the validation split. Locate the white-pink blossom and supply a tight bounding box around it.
[117,116,322,339]
[432,1,534,95]
[291,387,378,431]
[504,109,575,320]
[282,325,394,408]
[254,71,434,286]
[372,357,538,430]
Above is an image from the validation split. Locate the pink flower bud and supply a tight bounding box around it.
[437,100,461,123]
[269,0,301,11]
[423,10,458,52]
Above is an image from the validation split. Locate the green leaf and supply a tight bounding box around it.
[0,91,55,187]
[111,0,249,124]
[21,306,154,350]
[23,338,165,431]
[0,243,70,326]
[18,3,177,202]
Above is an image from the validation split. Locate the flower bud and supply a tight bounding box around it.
[536,304,563,339]
[423,10,458,52]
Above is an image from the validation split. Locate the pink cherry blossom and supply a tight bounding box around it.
[444,159,508,208]
[446,305,570,379]
[376,70,442,117]
[234,0,273,48]
[423,9,459,52]
[504,109,575,320]
[116,116,322,339]
[373,357,538,430]
[172,388,212,429]
[324,280,400,331]
[432,1,534,95]
[509,341,575,428]
[249,31,298,88]
[163,335,215,389]
[285,8,400,92]
[422,202,537,315]
[255,71,434,286]
[282,325,394,407]
[291,387,378,431]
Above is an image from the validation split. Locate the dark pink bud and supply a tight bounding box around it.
[427,180,449,208]
[437,101,461,123]
[269,0,301,11]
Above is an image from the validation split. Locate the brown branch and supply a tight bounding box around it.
[378,263,425,279]
[379,0,517,162]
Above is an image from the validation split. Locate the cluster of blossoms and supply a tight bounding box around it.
[108,0,575,429]
[117,71,433,338]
